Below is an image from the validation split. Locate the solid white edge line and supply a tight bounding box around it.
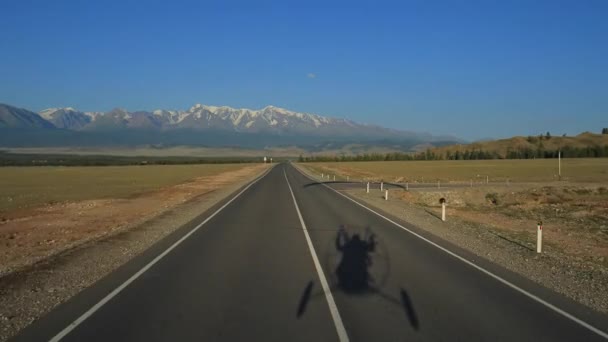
[292,163,608,340]
[49,165,275,342]
[283,169,349,342]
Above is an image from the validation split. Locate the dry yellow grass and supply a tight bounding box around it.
[0,164,253,212]
[299,158,608,183]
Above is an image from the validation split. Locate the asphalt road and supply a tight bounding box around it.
[12,163,608,341]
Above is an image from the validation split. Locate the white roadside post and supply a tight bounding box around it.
[537,221,543,253]
[440,198,447,222]
[385,189,388,201]
[322,173,324,179]
[558,150,561,180]
[437,180,440,189]
[347,176,349,181]
[380,182,384,191]
[406,182,409,191]
[333,175,336,181]
[366,182,370,193]
[486,175,489,184]
[470,179,473,187]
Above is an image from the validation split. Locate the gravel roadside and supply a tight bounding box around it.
[0,165,271,341]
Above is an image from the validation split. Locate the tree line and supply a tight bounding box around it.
[298,145,608,162]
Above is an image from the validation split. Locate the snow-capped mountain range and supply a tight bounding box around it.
[1,102,460,148]
[37,104,371,135]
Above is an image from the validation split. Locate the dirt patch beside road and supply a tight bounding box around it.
[400,184,608,266]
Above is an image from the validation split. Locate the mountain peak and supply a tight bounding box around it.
[39,107,80,120]
[190,103,204,111]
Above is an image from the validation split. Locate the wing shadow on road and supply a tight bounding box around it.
[303,181,357,188]
[296,226,419,331]
[303,182,408,190]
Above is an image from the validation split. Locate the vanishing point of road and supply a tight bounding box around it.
[12,163,608,341]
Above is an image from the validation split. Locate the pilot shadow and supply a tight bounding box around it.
[296,227,420,331]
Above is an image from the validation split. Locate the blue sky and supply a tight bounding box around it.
[1,0,606,140]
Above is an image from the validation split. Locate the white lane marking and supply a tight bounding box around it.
[50,166,275,342]
[283,169,349,342]
[292,164,608,340]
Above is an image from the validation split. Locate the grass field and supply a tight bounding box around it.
[299,158,608,183]
[0,164,252,212]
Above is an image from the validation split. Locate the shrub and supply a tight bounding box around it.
[485,192,499,205]
[573,188,592,195]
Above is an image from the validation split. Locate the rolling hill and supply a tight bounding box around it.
[429,132,608,159]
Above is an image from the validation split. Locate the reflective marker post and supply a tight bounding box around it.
[439,198,447,222]
[385,189,388,201]
[380,182,384,191]
[537,221,543,253]
[366,182,370,193]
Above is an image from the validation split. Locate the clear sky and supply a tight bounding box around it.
[1,0,606,140]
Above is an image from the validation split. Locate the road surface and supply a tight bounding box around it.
[12,163,608,341]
